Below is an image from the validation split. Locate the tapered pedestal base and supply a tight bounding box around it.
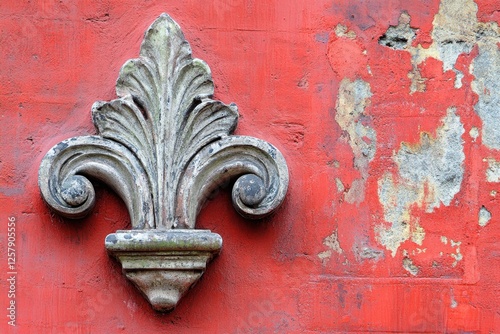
[105,229,222,311]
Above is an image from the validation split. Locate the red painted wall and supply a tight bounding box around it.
[1,0,499,332]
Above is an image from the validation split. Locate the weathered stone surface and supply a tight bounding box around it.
[38,13,289,311]
[39,14,289,231]
[106,230,222,311]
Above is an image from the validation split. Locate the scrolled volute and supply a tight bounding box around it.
[38,136,154,229]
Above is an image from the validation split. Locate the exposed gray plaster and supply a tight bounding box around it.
[376,174,418,256]
[377,108,464,256]
[450,239,463,267]
[335,78,376,204]
[353,242,384,262]
[432,0,477,71]
[479,206,491,227]
[403,255,419,276]
[379,0,500,96]
[318,229,343,264]
[472,27,500,150]
[434,0,500,147]
[486,159,500,182]
[469,127,479,142]
[396,108,465,212]
[378,12,416,50]
[335,24,356,39]
[345,179,367,204]
[335,178,345,193]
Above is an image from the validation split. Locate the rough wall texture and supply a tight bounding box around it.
[1,0,499,333]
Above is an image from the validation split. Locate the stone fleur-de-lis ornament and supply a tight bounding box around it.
[38,14,288,312]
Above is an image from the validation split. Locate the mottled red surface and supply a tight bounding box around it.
[1,1,499,333]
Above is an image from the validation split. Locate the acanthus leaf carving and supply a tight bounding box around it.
[38,13,289,311]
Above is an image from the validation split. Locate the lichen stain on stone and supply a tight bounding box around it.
[376,108,465,256]
[318,229,343,264]
[335,78,376,204]
[478,206,491,227]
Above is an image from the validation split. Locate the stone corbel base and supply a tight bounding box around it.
[105,230,222,311]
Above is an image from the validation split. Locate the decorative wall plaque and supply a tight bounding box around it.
[38,14,289,311]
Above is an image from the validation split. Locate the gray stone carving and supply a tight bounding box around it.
[38,13,288,311]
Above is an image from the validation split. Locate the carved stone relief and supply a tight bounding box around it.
[38,13,289,311]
